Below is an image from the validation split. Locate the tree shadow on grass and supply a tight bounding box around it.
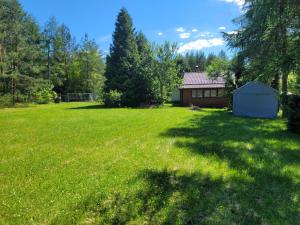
[159,110,300,224]
[67,104,165,110]
[51,110,300,225]
[67,104,107,110]
[51,168,299,225]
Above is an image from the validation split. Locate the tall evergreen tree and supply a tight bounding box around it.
[104,8,140,106]
[77,34,105,94]
[0,0,44,104]
[127,31,155,104]
[206,53,217,67]
[43,17,58,85]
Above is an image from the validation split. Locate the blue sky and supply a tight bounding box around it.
[19,0,243,56]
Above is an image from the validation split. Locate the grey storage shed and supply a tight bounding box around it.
[233,81,278,118]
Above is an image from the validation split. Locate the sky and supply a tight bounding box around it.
[19,0,243,56]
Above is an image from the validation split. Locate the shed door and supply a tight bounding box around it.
[235,93,277,118]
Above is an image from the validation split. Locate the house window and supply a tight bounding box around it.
[211,89,217,97]
[192,89,203,98]
[204,89,210,97]
[192,89,197,98]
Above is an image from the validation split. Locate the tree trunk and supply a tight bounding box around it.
[158,78,163,103]
[47,41,51,85]
[11,76,15,105]
[271,72,280,91]
[282,70,288,118]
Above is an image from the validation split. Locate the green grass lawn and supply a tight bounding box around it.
[0,103,299,225]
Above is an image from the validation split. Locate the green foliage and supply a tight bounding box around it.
[287,95,300,133]
[206,57,230,78]
[0,1,105,104]
[104,90,122,107]
[0,94,13,107]
[206,53,217,67]
[206,57,237,108]
[42,19,105,97]
[180,51,207,72]
[288,72,300,95]
[34,86,57,104]
[153,42,181,103]
[105,9,181,107]
[105,8,139,95]
[224,0,300,117]
[0,0,46,104]
[126,32,156,105]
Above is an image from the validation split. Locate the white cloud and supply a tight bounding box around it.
[179,32,191,39]
[218,26,226,30]
[178,38,224,53]
[192,28,198,32]
[157,32,164,36]
[227,31,237,35]
[176,27,185,33]
[196,31,213,38]
[220,0,245,6]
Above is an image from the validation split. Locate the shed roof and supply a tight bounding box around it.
[233,81,278,94]
[180,72,225,89]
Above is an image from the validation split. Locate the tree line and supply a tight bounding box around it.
[0,0,105,105]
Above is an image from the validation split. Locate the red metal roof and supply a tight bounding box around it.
[180,72,226,89]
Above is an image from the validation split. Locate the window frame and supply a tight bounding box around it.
[192,88,226,98]
[217,88,225,97]
[191,89,204,98]
[210,89,217,97]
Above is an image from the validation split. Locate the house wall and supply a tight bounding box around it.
[181,89,229,107]
[172,88,180,102]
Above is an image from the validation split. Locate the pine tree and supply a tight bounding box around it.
[104,8,140,106]
[78,34,105,94]
[43,17,58,85]
[0,0,44,104]
[127,31,154,105]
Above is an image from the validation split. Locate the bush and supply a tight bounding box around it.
[0,94,13,107]
[104,90,122,107]
[54,96,61,104]
[34,87,57,104]
[287,95,300,133]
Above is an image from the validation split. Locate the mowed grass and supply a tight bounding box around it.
[0,103,299,225]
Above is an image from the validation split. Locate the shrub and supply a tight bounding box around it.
[0,94,13,107]
[104,90,122,107]
[54,96,61,104]
[287,95,300,133]
[34,87,57,104]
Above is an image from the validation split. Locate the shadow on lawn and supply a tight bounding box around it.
[67,104,107,110]
[51,111,300,225]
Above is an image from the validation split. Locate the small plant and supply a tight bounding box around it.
[34,86,57,104]
[104,90,122,107]
[54,95,61,104]
[190,104,201,111]
[0,94,13,107]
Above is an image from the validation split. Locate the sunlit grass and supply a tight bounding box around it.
[0,103,299,225]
